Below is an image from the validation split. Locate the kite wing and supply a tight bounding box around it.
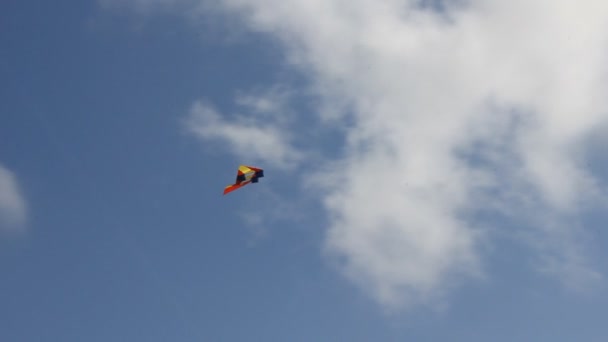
[223,165,264,195]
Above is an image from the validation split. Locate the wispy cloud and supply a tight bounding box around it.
[184,89,303,169]
[112,0,608,309]
[0,164,27,232]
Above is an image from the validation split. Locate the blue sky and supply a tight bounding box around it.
[2,1,608,341]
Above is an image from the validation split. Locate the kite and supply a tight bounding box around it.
[223,165,264,195]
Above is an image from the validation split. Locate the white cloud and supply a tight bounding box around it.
[0,164,27,232]
[114,0,608,309]
[185,90,303,169]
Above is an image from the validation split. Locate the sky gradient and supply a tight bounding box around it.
[2,1,608,341]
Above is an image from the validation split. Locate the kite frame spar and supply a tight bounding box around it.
[223,165,264,195]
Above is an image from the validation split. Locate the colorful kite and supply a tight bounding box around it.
[223,165,264,195]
